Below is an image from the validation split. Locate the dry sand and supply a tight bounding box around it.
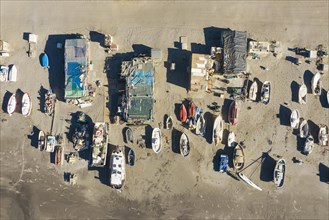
[1,1,329,219]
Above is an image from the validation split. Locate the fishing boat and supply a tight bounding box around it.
[45,135,56,152]
[233,145,245,171]
[274,159,286,188]
[311,72,322,96]
[166,116,173,130]
[299,119,309,138]
[41,53,49,68]
[248,80,258,101]
[21,92,32,117]
[188,101,196,119]
[44,90,56,116]
[8,65,17,82]
[7,94,16,116]
[152,128,162,153]
[327,91,329,105]
[290,109,300,129]
[38,130,46,151]
[228,100,239,125]
[109,146,125,190]
[261,81,271,105]
[180,133,190,157]
[127,149,135,166]
[91,122,108,167]
[125,127,133,143]
[196,113,206,136]
[303,134,314,155]
[238,172,262,191]
[0,65,8,82]
[213,115,223,145]
[179,103,187,122]
[55,146,64,166]
[318,124,328,147]
[219,155,229,173]
[298,84,307,104]
[72,112,90,151]
[227,131,236,148]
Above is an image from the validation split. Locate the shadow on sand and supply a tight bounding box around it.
[278,104,291,126]
[303,70,313,94]
[290,81,299,103]
[171,128,181,154]
[318,163,329,184]
[308,119,319,143]
[27,126,40,149]
[260,152,276,182]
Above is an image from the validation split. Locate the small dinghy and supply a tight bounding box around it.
[38,130,46,151]
[261,81,271,105]
[152,128,162,154]
[228,100,239,125]
[299,119,309,138]
[233,145,245,171]
[180,133,190,157]
[7,94,16,116]
[126,127,133,143]
[41,53,49,68]
[219,155,229,173]
[21,92,32,117]
[166,116,173,130]
[196,113,206,136]
[311,72,322,96]
[213,115,223,145]
[0,65,8,82]
[188,101,196,119]
[44,89,56,116]
[290,109,300,129]
[318,124,328,147]
[298,84,307,104]
[303,134,314,155]
[248,80,258,101]
[127,149,135,166]
[179,103,187,123]
[227,131,236,148]
[45,135,56,153]
[274,159,286,188]
[8,65,17,82]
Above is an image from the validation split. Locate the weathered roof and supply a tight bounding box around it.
[190,53,210,91]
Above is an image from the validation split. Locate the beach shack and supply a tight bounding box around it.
[190,53,212,92]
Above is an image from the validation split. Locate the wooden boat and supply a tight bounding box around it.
[7,94,16,116]
[188,101,196,119]
[248,80,258,101]
[261,81,271,105]
[227,131,236,148]
[290,109,300,129]
[233,145,245,171]
[180,133,190,157]
[21,92,32,117]
[212,115,223,145]
[73,112,90,151]
[238,172,262,191]
[273,159,286,188]
[179,103,187,122]
[152,128,162,153]
[126,127,133,143]
[55,146,64,166]
[298,84,307,104]
[196,113,206,136]
[8,65,17,82]
[127,149,135,166]
[91,122,109,167]
[299,119,309,138]
[45,135,56,152]
[41,53,49,68]
[110,146,125,190]
[303,134,314,155]
[38,130,46,151]
[228,100,239,125]
[44,90,56,116]
[166,116,173,130]
[311,72,322,96]
[0,65,8,82]
[318,124,328,147]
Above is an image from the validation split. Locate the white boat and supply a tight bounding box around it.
[299,119,309,138]
[0,65,8,82]
[274,159,286,188]
[298,84,307,104]
[238,173,262,191]
[249,80,258,101]
[196,114,206,136]
[152,128,162,153]
[261,81,271,105]
[212,115,223,145]
[91,122,109,167]
[180,133,190,157]
[318,124,328,147]
[327,91,329,105]
[45,135,56,152]
[233,145,245,171]
[110,146,125,190]
[311,72,322,96]
[290,109,300,129]
[227,131,236,148]
[166,116,173,130]
[38,130,46,151]
[8,65,17,82]
[303,134,314,155]
[7,94,16,116]
[21,93,32,117]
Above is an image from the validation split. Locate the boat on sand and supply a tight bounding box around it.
[290,109,300,129]
[213,115,223,145]
[318,124,328,146]
[238,172,262,191]
[7,94,16,116]
[38,130,46,151]
[227,131,236,148]
[21,92,32,117]
[299,119,309,138]
[228,100,239,125]
[303,134,314,155]
[166,116,173,130]
[152,128,162,153]
[180,133,190,157]
[179,103,187,123]
[91,122,109,167]
[311,72,322,96]
[249,80,258,101]
[128,149,135,166]
[298,84,307,104]
[233,145,245,171]
[8,65,17,82]
[126,127,133,143]
[196,113,206,136]
[261,81,271,105]
[44,90,56,116]
[274,159,286,188]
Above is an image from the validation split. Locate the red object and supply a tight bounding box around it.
[188,102,196,118]
[180,103,187,122]
[228,100,239,125]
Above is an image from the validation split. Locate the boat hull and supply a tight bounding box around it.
[298,84,307,104]
[180,133,190,157]
[290,109,300,129]
[274,159,285,188]
[213,115,223,145]
[249,80,258,101]
[180,104,187,122]
[21,93,32,117]
[42,53,49,68]
[8,65,17,82]
[233,145,245,171]
[7,94,16,116]
[318,125,329,147]
[261,81,271,105]
[152,128,162,153]
[228,100,238,125]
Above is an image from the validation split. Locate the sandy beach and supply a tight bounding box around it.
[1,1,329,219]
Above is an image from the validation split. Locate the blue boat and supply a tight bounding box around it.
[219,155,228,173]
[41,53,49,68]
[127,149,135,166]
